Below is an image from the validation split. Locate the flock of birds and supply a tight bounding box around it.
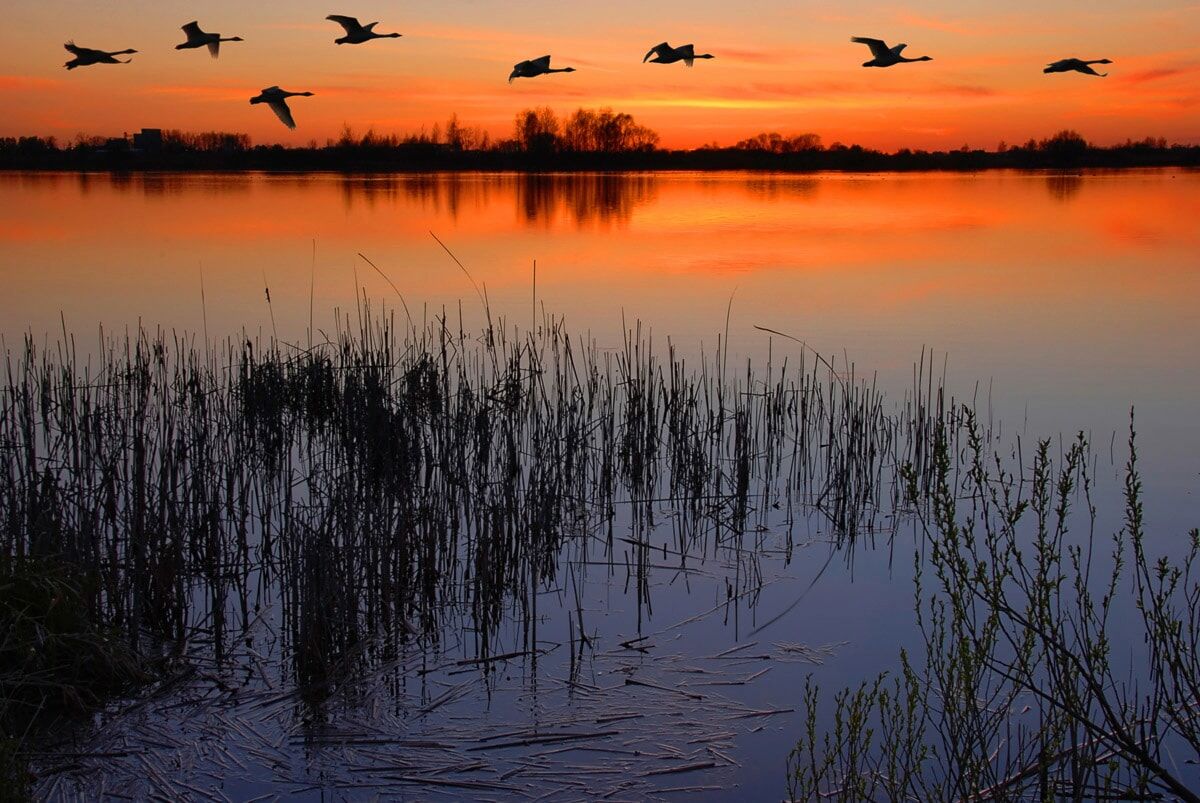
[62,15,1116,131]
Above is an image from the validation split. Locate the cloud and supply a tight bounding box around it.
[140,84,249,101]
[747,81,1002,100]
[1117,68,1187,84]
[0,75,62,91]
[255,23,329,33]
[717,48,789,65]
[892,13,973,36]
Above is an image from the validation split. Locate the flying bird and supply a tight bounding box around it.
[250,86,314,129]
[176,21,244,58]
[1044,58,1112,77]
[850,37,932,68]
[63,42,137,70]
[326,15,402,44]
[643,42,714,67]
[509,55,576,83]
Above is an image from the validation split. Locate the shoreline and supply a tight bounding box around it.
[2,160,1197,175]
[3,143,1198,175]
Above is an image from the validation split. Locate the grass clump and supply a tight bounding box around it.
[0,556,148,795]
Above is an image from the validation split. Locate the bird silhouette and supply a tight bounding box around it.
[63,42,137,70]
[850,37,932,67]
[1044,58,1112,77]
[326,15,402,45]
[509,56,576,83]
[250,86,314,129]
[176,22,243,58]
[643,43,714,67]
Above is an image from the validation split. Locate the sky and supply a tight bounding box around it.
[0,0,1197,150]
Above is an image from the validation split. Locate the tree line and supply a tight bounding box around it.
[1,110,1196,171]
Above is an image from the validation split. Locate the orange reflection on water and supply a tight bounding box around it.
[1,170,1197,428]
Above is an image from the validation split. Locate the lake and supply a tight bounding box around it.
[2,169,1198,799]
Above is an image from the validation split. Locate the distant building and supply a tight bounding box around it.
[132,128,163,153]
[102,136,130,153]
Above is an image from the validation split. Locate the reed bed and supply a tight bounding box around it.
[1,306,956,673]
[0,304,963,796]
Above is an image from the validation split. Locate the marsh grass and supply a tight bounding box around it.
[0,301,963,790]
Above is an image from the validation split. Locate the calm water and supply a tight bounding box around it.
[3,170,1198,799]
[3,169,1197,505]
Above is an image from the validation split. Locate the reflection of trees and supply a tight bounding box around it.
[744,177,819,201]
[335,174,658,228]
[337,175,496,219]
[1045,173,1083,202]
[514,174,658,228]
[84,172,252,198]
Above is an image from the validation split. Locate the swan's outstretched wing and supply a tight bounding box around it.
[326,15,364,34]
[181,21,204,40]
[531,55,552,70]
[644,42,671,62]
[678,44,695,58]
[207,40,220,57]
[64,41,101,58]
[850,36,891,59]
[267,98,297,129]
[890,43,907,55]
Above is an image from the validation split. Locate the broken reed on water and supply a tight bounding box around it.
[0,303,961,699]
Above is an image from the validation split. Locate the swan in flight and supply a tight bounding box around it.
[176,22,243,58]
[63,42,137,70]
[326,15,402,45]
[1044,58,1112,77]
[850,37,932,67]
[509,55,576,83]
[643,42,714,67]
[250,86,314,129]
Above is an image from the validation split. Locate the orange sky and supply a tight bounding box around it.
[1,1,1197,150]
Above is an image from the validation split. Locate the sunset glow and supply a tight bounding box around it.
[1,1,1197,149]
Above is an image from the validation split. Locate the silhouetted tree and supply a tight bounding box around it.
[162,130,250,152]
[734,131,823,154]
[1039,129,1089,166]
[514,107,560,157]
[561,108,658,153]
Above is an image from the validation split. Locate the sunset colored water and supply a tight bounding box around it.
[3,169,1198,474]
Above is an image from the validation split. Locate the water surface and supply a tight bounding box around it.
[2,169,1198,799]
